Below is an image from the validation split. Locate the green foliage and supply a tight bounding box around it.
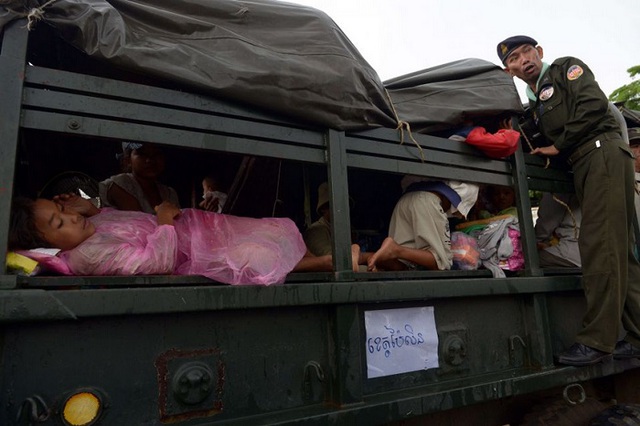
[609,65,640,110]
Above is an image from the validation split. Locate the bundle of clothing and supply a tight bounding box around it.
[452,215,524,278]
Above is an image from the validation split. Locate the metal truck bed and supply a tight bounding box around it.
[1,18,638,426]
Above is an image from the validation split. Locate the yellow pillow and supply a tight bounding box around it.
[6,252,39,276]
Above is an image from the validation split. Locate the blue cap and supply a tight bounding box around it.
[497,35,537,64]
[403,181,462,208]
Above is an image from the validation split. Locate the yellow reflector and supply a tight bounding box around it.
[62,392,101,426]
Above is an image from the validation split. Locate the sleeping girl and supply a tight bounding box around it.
[9,193,359,285]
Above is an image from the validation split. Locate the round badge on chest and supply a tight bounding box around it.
[539,86,554,101]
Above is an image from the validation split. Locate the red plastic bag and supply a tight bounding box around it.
[465,127,520,158]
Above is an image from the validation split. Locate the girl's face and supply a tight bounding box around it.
[202,178,217,194]
[33,199,96,250]
[129,144,166,179]
[202,179,212,194]
[492,187,516,212]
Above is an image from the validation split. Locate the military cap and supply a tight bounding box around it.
[497,35,538,64]
[629,128,640,146]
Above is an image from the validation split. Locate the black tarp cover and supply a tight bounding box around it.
[1,1,523,132]
[0,0,398,130]
[385,58,524,134]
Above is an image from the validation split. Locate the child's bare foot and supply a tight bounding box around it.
[351,244,361,272]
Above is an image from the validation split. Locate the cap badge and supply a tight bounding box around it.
[539,86,554,101]
[500,44,508,55]
[567,65,584,81]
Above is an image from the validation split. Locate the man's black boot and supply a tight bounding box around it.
[613,340,640,359]
[556,342,612,366]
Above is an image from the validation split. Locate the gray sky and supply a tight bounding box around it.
[287,0,639,102]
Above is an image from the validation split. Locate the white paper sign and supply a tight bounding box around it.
[364,306,439,378]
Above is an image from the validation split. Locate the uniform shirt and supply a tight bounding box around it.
[532,57,619,154]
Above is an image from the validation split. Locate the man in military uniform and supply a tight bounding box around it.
[497,35,640,366]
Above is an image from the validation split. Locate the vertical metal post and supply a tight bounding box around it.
[511,138,543,277]
[523,294,554,368]
[325,130,354,281]
[329,305,363,405]
[0,20,29,284]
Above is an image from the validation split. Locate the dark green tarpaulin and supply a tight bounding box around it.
[385,58,524,134]
[1,0,398,130]
[1,1,523,132]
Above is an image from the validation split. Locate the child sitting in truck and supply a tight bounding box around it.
[198,175,227,213]
[478,185,518,219]
[8,193,362,285]
[99,142,180,214]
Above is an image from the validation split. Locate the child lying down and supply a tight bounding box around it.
[9,194,356,285]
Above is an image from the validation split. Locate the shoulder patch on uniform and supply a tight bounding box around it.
[567,65,583,81]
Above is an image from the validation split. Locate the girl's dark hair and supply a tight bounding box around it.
[8,197,50,250]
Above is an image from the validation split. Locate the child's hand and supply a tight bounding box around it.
[155,201,181,225]
[53,193,99,216]
[202,195,220,212]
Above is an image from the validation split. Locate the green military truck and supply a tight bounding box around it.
[1,1,639,425]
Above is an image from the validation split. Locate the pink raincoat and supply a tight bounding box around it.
[25,209,307,285]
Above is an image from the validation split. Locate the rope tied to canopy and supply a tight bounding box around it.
[384,88,425,162]
[0,0,59,30]
[26,0,58,30]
